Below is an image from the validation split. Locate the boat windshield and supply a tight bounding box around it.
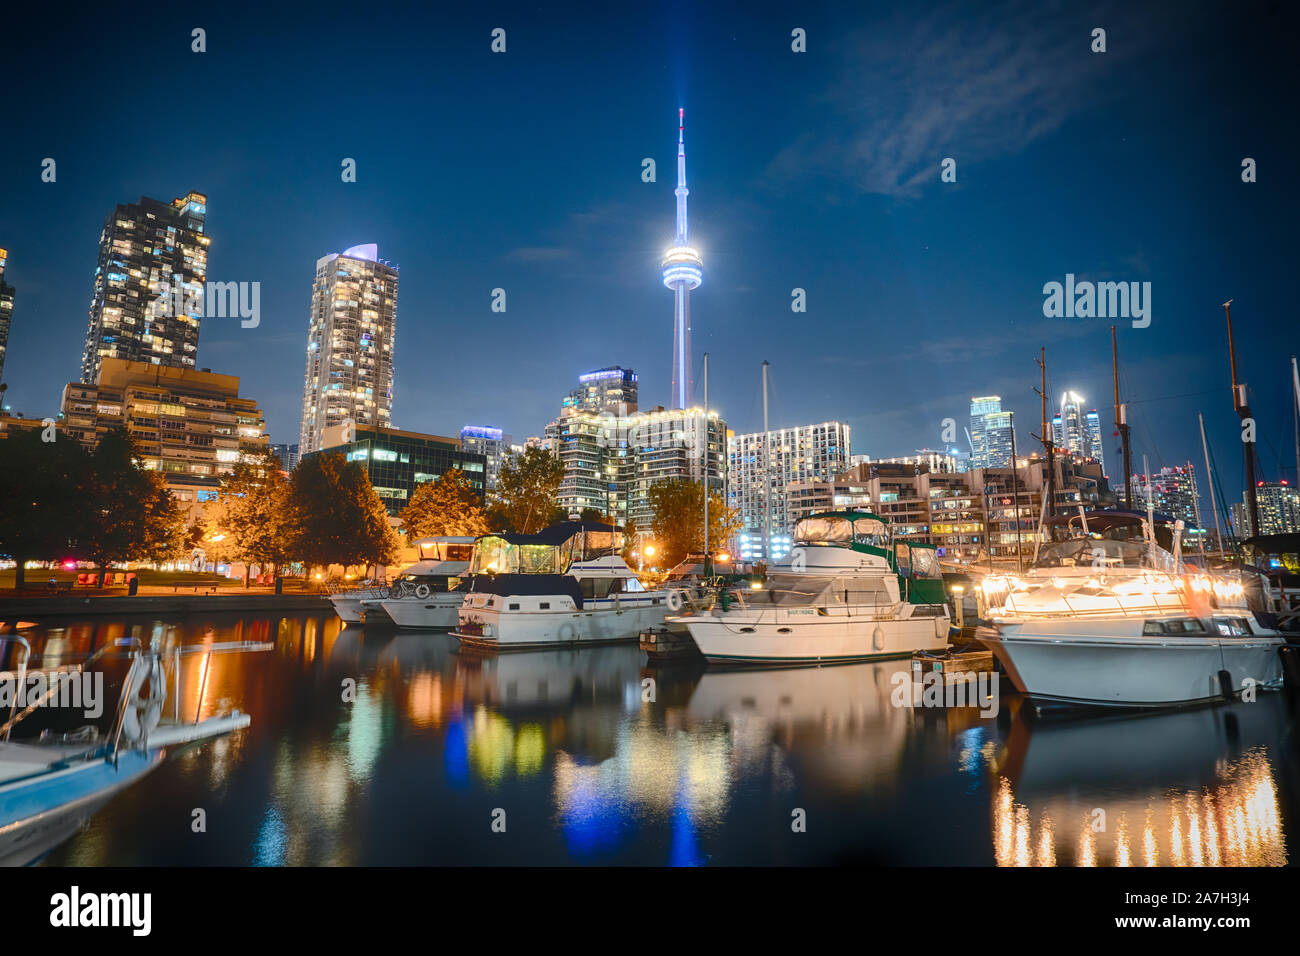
[1034,536,1150,569]
[469,536,566,574]
[418,541,474,561]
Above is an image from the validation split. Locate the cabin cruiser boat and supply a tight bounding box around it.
[329,581,390,624]
[673,511,951,665]
[371,537,476,628]
[977,510,1286,710]
[452,523,671,650]
[0,635,263,866]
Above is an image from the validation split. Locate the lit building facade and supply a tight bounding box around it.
[1051,392,1106,472]
[969,396,1014,468]
[563,367,638,415]
[270,442,300,472]
[299,244,398,455]
[0,248,13,386]
[727,421,851,562]
[311,423,485,516]
[460,425,513,491]
[1232,481,1300,537]
[1132,463,1202,528]
[546,405,726,530]
[59,358,267,520]
[81,191,209,384]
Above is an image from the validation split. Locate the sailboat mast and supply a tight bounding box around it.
[1224,300,1261,536]
[1035,347,1056,520]
[1199,412,1225,559]
[703,352,709,574]
[1112,325,1133,511]
[761,360,770,564]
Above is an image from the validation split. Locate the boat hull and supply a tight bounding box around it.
[680,613,949,665]
[0,748,162,866]
[980,622,1285,708]
[454,599,669,650]
[380,597,461,629]
[329,589,386,624]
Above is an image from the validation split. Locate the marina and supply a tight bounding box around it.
[2,610,1295,866]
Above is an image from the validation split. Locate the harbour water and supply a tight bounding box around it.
[10,613,1295,866]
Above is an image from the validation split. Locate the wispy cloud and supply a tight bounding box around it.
[766,2,1136,197]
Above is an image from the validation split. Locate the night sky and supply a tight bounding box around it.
[2,1,1297,504]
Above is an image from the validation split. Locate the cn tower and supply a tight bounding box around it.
[661,108,703,410]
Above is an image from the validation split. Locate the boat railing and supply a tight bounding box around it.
[3,637,270,758]
[1,637,142,743]
[723,587,910,622]
[1001,590,1190,619]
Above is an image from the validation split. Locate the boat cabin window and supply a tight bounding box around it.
[1212,616,1253,636]
[623,576,646,592]
[419,541,475,562]
[470,537,565,575]
[579,577,623,599]
[1142,618,1207,635]
[852,517,888,547]
[794,516,853,546]
[910,546,940,579]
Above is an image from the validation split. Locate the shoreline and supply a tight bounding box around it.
[0,593,333,620]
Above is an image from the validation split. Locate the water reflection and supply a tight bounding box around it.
[992,703,1288,866]
[8,613,1294,865]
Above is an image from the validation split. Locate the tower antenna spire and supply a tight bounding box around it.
[663,108,703,409]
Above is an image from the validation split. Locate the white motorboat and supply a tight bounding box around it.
[329,585,389,624]
[452,523,672,650]
[977,510,1286,710]
[0,635,264,866]
[675,511,951,665]
[374,536,476,628]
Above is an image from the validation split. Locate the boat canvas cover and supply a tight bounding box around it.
[468,573,585,610]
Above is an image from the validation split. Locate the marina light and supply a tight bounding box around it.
[643,545,655,557]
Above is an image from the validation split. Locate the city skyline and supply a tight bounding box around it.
[2,4,1297,508]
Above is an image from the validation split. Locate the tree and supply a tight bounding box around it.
[489,447,563,534]
[78,429,185,585]
[647,478,742,569]
[213,449,292,584]
[401,468,489,539]
[0,429,90,589]
[285,452,400,577]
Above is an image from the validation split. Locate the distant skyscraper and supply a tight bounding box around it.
[661,109,703,409]
[270,442,300,472]
[460,426,512,491]
[81,191,208,384]
[0,248,14,386]
[564,366,638,414]
[1084,409,1106,472]
[299,244,399,455]
[969,396,1014,468]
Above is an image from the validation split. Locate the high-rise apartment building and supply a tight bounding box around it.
[81,192,209,384]
[460,425,513,491]
[59,358,267,520]
[1232,481,1300,538]
[727,421,851,562]
[563,367,638,415]
[0,248,14,385]
[299,244,398,455]
[968,396,1014,468]
[1132,463,1202,527]
[546,405,726,530]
